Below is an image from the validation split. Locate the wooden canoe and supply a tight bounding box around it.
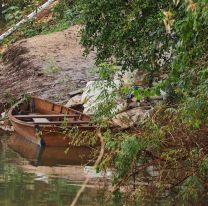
[8,96,97,147]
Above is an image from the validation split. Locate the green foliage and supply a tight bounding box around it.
[180,96,208,128]
[2,6,22,25]
[114,135,145,178]
[0,0,41,23]
[0,0,80,44]
[179,176,204,203]
[95,63,117,82]
[77,0,174,80]
[23,0,81,36]
[76,0,208,204]
[100,129,162,182]
[85,64,119,124]
[77,0,208,100]
[171,4,207,86]
[199,156,208,176]
[52,0,81,27]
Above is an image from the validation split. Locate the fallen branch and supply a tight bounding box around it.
[69,130,105,206]
[0,0,56,42]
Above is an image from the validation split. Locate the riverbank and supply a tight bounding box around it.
[0,25,96,109]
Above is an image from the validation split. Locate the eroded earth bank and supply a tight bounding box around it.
[0,25,96,112]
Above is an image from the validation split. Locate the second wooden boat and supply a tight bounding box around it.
[8,96,98,147]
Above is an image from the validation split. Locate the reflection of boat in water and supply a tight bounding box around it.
[3,133,103,188]
[8,134,94,167]
[8,96,97,147]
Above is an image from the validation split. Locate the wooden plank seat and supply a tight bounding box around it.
[14,114,82,118]
[32,118,50,123]
[27,120,90,125]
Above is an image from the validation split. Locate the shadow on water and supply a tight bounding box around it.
[0,131,106,206]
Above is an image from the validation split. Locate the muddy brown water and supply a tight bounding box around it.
[0,131,107,206]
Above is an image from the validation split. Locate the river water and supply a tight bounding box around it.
[0,131,106,206]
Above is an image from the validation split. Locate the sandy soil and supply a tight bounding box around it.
[0,25,96,110]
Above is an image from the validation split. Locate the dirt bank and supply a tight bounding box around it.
[0,25,96,109]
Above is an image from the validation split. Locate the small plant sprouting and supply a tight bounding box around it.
[42,58,61,76]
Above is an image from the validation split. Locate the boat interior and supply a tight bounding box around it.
[12,97,91,127]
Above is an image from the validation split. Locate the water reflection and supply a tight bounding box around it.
[8,134,94,167]
[0,132,105,206]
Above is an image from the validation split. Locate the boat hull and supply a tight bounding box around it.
[12,121,38,144]
[11,120,97,147]
[8,96,97,147]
